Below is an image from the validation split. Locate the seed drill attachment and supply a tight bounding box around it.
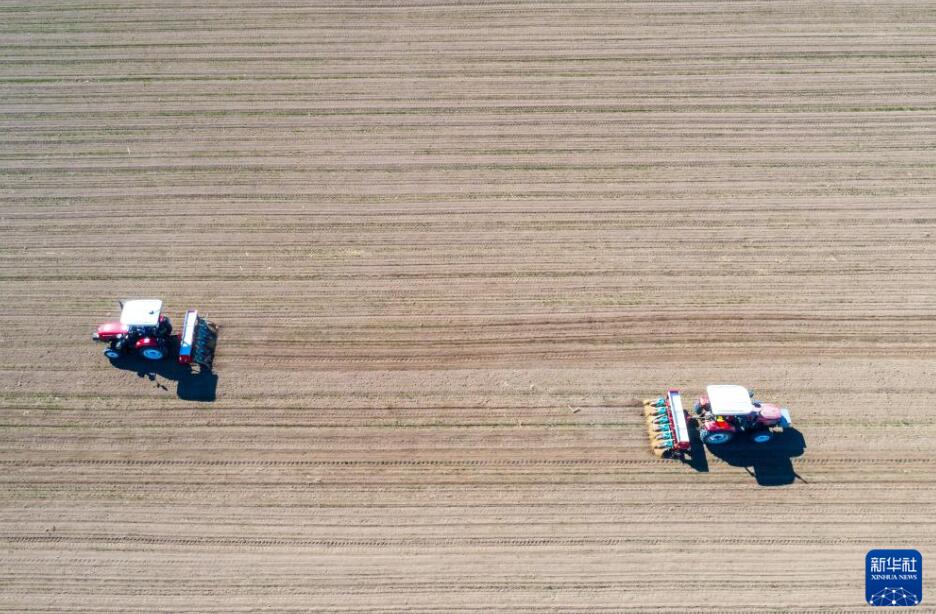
[643,389,691,458]
[178,309,218,372]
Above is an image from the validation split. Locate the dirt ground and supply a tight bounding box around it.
[2,1,935,611]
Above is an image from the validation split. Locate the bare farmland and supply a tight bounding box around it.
[1,1,935,611]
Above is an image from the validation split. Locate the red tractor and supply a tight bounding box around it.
[92,299,217,370]
[644,385,791,457]
[694,385,791,446]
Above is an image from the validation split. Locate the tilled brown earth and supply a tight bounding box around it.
[2,1,935,611]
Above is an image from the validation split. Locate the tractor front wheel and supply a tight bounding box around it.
[140,347,165,361]
[103,348,120,359]
[700,430,733,445]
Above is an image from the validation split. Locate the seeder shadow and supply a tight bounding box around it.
[681,426,710,473]
[107,355,218,402]
[705,427,807,486]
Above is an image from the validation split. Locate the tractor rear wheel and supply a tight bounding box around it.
[700,430,733,445]
[751,432,773,444]
[140,347,165,360]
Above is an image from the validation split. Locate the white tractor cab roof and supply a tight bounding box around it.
[706,384,755,416]
[120,299,163,327]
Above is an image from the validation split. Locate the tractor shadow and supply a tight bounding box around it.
[704,427,807,486]
[107,355,218,402]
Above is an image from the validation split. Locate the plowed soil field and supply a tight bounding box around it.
[2,1,935,611]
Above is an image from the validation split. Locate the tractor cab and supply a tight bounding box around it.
[706,384,756,418]
[119,299,171,338]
